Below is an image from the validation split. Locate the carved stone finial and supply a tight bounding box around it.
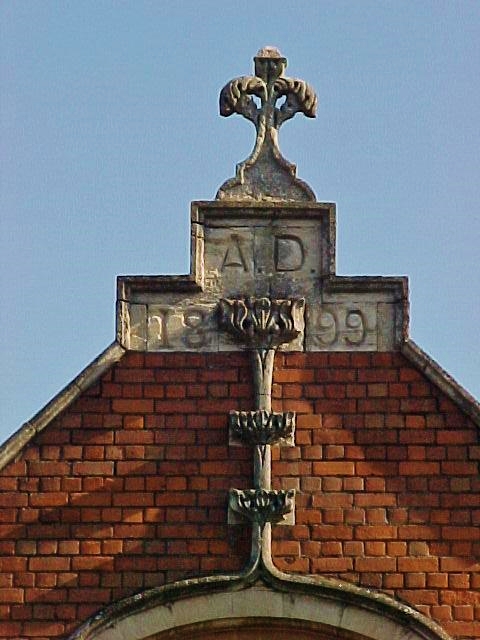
[217,48,317,202]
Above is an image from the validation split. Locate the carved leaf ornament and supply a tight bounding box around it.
[218,297,304,349]
[229,488,295,526]
[229,410,295,446]
[219,49,317,128]
[274,77,317,122]
[219,76,267,124]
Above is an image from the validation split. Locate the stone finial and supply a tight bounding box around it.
[217,48,317,202]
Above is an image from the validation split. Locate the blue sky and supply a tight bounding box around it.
[1,1,479,443]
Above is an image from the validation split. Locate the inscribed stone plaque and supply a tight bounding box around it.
[117,202,406,353]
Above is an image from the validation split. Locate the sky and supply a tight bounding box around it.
[1,1,479,444]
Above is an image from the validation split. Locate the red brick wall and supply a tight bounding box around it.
[0,352,252,639]
[271,352,480,640]
[0,351,479,639]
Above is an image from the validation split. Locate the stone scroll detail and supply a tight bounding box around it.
[229,410,295,446]
[229,489,295,526]
[217,47,318,202]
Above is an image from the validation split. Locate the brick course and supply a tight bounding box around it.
[272,352,480,640]
[0,350,479,639]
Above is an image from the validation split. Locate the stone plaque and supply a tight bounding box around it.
[116,202,406,353]
[306,301,378,352]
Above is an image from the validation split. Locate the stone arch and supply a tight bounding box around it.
[70,573,452,640]
[143,616,381,640]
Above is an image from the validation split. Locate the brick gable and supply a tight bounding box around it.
[0,350,478,639]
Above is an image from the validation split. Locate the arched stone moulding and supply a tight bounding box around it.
[69,556,453,640]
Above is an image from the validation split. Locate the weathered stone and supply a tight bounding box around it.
[253,222,323,297]
[217,48,317,202]
[377,302,397,351]
[229,410,295,446]
[128,303,147,350]
[147,302,219,352]
[228,488,295,526]
[218,297,304,350]
[306,301,377,351]
[204,226,256,297]
[76,583,451,640]
[116,202,406,354]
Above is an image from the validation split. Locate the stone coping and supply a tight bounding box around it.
[191,199,336,217]
[401,339,480,425]
[117,274,408,300]
[0,342,126,471]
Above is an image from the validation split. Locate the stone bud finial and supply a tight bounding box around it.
[217,48,318,202]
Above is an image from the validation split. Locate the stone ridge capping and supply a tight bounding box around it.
[0,342,126,471]
[117,275,203,296]
[192,199,336,218]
